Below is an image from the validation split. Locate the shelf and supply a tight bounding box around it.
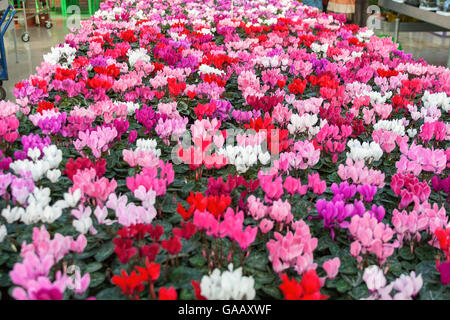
[378,0,450,30]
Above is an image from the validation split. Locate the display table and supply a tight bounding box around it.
[378,0,450,67]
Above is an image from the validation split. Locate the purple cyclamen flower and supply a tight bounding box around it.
[357,184,378,202]
[331,182,357,202]
[368,204,386,223]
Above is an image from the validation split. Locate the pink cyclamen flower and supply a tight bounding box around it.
[323,257,340,279]
[308,172,326,195]
[259,219,274,234]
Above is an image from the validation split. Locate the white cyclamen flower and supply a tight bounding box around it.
[391,271,423,299]
[373,119,405,137]
[27,147,41,161]
[41,205,63,224]
[127,48,151,67]
[46,169,61,183]
[346,139,383,163]
[1,206,24,223]
[42,145,63,169]
[0,224,6,243]
[63,189,81,208]
[198,64,225,76]
[200,264,256,300]
[287,113,318,135]
[43,44,77,67]
[73,216,93,235]
[136,138,161,157]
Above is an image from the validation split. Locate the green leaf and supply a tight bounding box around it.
[388,258,403,277]
[336,279,351,293]
[349,286,369,300]
[181,182,195,194]
[95,287,124,300]
[0,253,9,266]
[398,246,414,261]
[317,235,333,251]
[261,285,282,299]
[415,260,439,282]
[161,195,177,213]
[0,273,11,287]
[246,252,269,272]
[189,254,206,268]
[86,262,103,273]
[94,242,115,262]
[179,288,195,300]
[325,278,337,288]
[419,284,449,300]
[415,246,437,261]
[168,267,203,288]
[339,256,357,275]
[89,272,106,288]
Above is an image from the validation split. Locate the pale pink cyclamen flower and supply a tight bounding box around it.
[269,199,293,225]
[10,226,90,300]
[73,125,118,159]
[362,265,423,300]
[391,209,428,247]
[70,168,117,206]
[349,213,399,266]
[323,257,340,279]
[338,158,385,187]
[247,195,269,220]
[362,265,386,292]
[267,220,318,275]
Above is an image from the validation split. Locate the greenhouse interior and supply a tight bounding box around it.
[0,0,449,304]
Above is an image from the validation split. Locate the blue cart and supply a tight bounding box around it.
[0,5,15,100]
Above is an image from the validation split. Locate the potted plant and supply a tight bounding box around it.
[437,0,450,12]
[405,0,421,6]
[420,0,438,9]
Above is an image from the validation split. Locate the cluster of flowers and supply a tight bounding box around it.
[0,0,449,300]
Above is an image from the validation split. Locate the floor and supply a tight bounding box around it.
[3,12,450,102]
[4,12,89,101]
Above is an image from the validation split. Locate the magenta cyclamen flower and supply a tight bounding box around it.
[357,184,378,202]
[313,198,364,239]
[283,176,308,196]
[308,172,326,195]
[258,171,284,202]
[331,181,357,201]
[135,105,157,134]
[219,208,257,251]
[438,261,450,285]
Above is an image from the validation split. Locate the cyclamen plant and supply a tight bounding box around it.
[0,0,448,301]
